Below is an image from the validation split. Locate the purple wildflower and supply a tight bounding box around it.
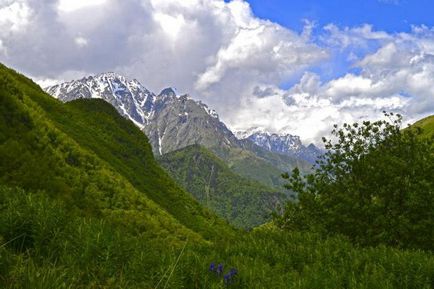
[229,268,238,276]
[217,263,224,275]
[209,262,216,272]
[224,268,238,285]
[224,273,231,284]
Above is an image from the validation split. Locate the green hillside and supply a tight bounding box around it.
[159,145,289,228]
[1,64,433,288]
[0,63,231,241]
[211,144,312,189]
[411,115,434,138]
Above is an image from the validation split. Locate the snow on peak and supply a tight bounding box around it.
[234,127,268,139]
[235,128,322,163]
[44,72,156,128]
[203,105,218,118]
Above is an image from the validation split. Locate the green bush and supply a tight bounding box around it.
[275,113,434,250]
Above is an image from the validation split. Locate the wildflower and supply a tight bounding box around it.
[224,268,238,285]
[216,263,224,275]
[209,262,216,272]
[229,268,237,276]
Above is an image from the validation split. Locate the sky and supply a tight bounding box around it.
[1,0,434,144]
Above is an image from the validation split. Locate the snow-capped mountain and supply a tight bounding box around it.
[47,72,155,128]
[238,131,323,163]
[45,72,315,188]
[45,73,238,155]
[45,72,319,165]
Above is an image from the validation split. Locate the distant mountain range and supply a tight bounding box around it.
[237,130,323,163]
[46,73,318,189]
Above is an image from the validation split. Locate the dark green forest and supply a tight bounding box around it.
[0,63,433,288]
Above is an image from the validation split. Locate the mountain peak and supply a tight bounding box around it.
[95,71,125,78]
[158,87,177,97]
[92,72,128,83]
[236,130,322,163]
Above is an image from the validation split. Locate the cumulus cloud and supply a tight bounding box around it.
[230,25,434,144]
[0,0,433,144]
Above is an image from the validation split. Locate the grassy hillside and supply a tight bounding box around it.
[158,145,289,228]
[1,63,433,288]
[211,144,312,189]
[412,115,434,138]
[0,63,231,241]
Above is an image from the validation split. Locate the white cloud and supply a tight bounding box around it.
[0,0,32,33]
[153,12,186,40]
[0,39,5,54]
[34,77,61,88]
[57,0,107,13]
[0,0,433,144]
[232,24,434,144]
[74,36,88,47]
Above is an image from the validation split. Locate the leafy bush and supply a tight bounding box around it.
[275,113,434,250]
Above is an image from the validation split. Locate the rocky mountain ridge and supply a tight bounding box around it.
[46,72,320,160]
[240,131,322,163]
[46,72,229,155]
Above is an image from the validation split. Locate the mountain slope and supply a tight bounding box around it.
[412,115,434,138]
[212,140,313,188]
[0,63,231,240]
[46,73,313,189]
[158,145,288,228]
[144,89,239,155]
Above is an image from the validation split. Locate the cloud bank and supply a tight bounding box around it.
[1,0,433,144]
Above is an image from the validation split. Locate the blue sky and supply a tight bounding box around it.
[246,0,434,33]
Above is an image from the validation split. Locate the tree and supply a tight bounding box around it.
[274,113,434,250]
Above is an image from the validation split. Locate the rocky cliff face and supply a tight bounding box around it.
[46,73,240,155]
[143,88,240,155]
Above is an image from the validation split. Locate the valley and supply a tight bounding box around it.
[0,63,433,288]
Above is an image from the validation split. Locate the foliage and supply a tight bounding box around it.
[1,63,433,288]
[159,145,287,228]
[1,186,433,289]
[211,145,311,188]
[274,113,434,250]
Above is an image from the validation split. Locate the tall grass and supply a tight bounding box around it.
[1,186,432,289]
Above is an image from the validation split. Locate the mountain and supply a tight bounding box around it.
[1,63,432,288]
[0,64,231,241]
[158,145,289,228]
[46,72,155,128]
[144,88,238,155]
[46,73,313,189]
[46,73,238,155]
[41,71,296,227]
[237,130,322,163]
